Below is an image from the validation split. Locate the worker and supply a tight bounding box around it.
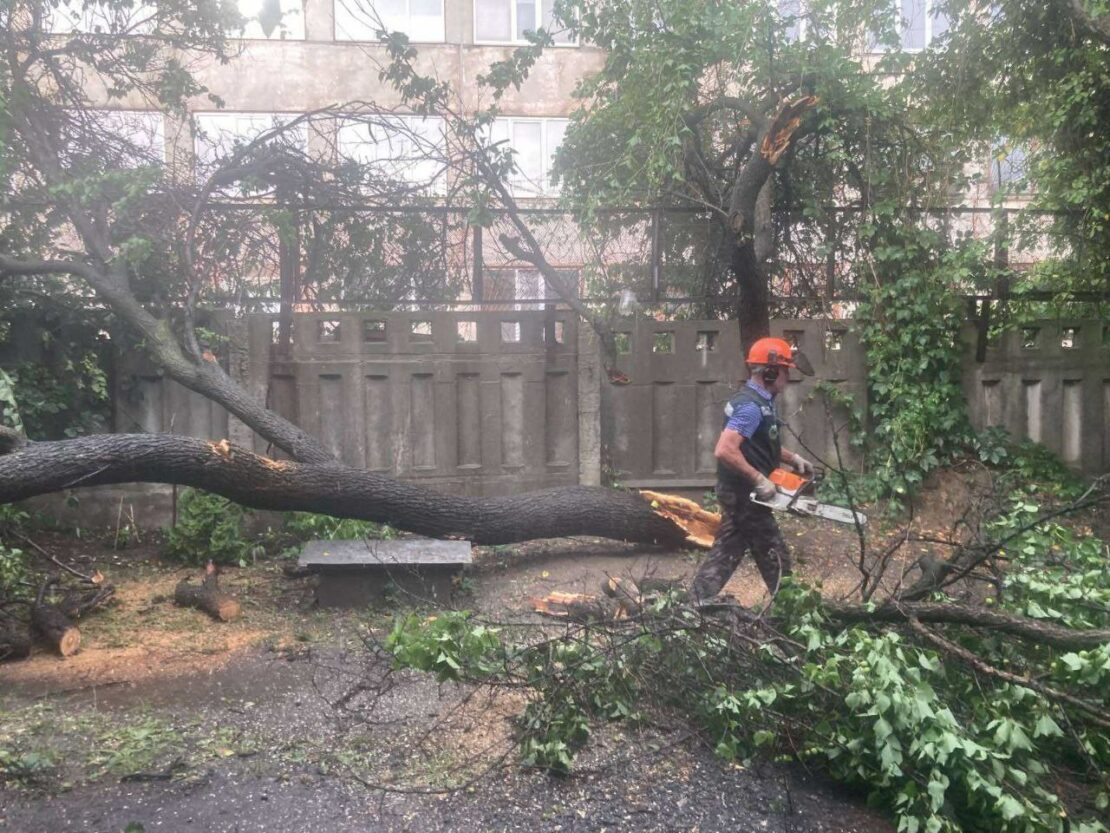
[692,336,814,603]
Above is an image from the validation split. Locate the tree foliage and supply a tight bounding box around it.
[0,1,471,461]
[918,0,1110,290]
[549,0,970,333]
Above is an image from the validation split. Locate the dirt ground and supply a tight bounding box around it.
[0,477,1009,833]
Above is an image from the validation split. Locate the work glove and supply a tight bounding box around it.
[753,473,777,501]
[790,456,815,478]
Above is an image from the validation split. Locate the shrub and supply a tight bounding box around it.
[163,488,257,566]
[282,512,395,543]
[0,505,31,600]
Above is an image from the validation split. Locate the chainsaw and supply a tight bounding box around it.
[750,468,867,526]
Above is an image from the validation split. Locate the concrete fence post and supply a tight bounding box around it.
[577,325,603,486]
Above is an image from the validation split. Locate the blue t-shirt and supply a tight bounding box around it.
[724,380,773,438]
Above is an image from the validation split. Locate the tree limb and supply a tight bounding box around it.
[1065,0,1110,43]
[0,252,102,281]
[907,617,1110,730]
[827,601,1110,651]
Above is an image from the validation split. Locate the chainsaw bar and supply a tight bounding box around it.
[751,492,867,525]
[750,468,867,526]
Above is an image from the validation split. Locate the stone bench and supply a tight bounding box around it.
[298,538,472,608]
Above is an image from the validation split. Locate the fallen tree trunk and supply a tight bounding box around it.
[175,563,241,622]
[0,430,689,547]
[31,602,81,656]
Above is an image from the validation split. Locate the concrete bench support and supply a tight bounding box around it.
[298,539,472,608]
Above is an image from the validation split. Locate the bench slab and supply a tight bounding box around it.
[298,539,471,608]
[298,538,472,568]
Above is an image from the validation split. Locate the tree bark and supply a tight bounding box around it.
[730,239,771,349]
[31,603,81,656]
[0,254,334,466]
[0,430,689,548]
[724,96,818,349]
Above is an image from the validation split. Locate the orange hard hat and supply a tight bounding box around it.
[746,337,796,368]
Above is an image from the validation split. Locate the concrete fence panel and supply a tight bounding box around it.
[105,314,1109,500]
[962,319,1109,475]
[603,318,745,489]
[770,319,867,472]
[117,310,580,497]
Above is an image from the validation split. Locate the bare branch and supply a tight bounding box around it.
[907,617,1110,730]
[828,601,1110,651]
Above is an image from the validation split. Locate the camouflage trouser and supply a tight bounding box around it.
[692,481,792,601]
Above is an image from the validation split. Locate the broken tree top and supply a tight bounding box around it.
[298,538,472,568]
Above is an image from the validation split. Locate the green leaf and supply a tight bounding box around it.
[1033,714,1063,738]
[997,794,1025,821]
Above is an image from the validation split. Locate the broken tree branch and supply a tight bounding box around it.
[827,601,1110,651]
[14,529,102,585]
[907,617,1110,730]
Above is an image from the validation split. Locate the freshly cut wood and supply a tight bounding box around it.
[31,603,81,656]
[174,564,241,622]
[0,624,32,661]
[639,491,719,549]
[532,591,624,622]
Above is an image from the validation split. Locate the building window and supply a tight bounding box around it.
[488,118,569,197]
[194,112,309,191]
[45,1,156,34]
[335,0,445,42]
[233,0,305,40]
[989,142,1029,191]
[487,268,576,340]
[474,0,575,44]
[870,0,949,51]
[336,115,446,193]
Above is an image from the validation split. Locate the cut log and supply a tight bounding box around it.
[0,430,689,547]
[532,591,624,621]
[174,565,241,622]
[0,624,32,661]
[31,603,81,656]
